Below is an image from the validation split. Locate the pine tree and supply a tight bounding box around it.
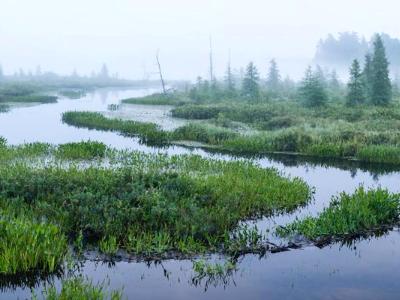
[242,62,260,100]
[266,59,281,93]
[346,59,366,106]
[371,35,392,105]
[224,62,236,96]
[362,53,373,101]
[299,66,328,107]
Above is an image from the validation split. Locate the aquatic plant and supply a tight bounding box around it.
[62,111,169,145]
[122,93,187,105]
[0,210,67,275]
[56,141,107,160]
[0,143,311,256]
[277,187,400,242]
[0,95,58,104]
[59,90,86,99]
[99,236,118,256]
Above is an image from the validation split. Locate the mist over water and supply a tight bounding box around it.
[1,0,399,81]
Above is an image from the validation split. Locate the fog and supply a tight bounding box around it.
[0,0,398,80]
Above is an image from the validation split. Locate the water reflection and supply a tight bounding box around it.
[1,88,400,299]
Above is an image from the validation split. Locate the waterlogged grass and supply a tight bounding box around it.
[122,93,188,105]
[35,277,122,300]
[0,104,9,113]
[62,111,168,145]
[356,145,400,165]
[56,141,107,160]
[0,141,311,257]
[63,100,400,164]
[172,123,239,145]
[277,187,400,242]
[0,209,67,275]
[0,95,58,104]
[59,90,86,99]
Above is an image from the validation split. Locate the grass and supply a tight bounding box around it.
[62,112,169,145]
[35,276,122,300]
[0,207,67,275]
[65,98,400,165]
[56,141,107,160]
[59,90,86,99]
[121,93,188,105]
[277,187,400,242]
[0,141,311,257]
[0,104,9,113]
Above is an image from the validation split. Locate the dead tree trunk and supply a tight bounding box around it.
[156,50,167,95]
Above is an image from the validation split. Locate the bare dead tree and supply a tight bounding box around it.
[156,50,167,95]
[209,35,214,82]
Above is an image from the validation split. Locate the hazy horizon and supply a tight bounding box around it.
[1,0,399,81]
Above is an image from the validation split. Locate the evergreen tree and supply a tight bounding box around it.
[371,35,392,105]
[299,66,328,107]
[100,64,109,79]
[266,59,281,93]
[328,70,340,90]
[224,62,236,96]
[314,65,327,87]
[362,53,373,101]
[346,59,366,106]
[242,62,260,100]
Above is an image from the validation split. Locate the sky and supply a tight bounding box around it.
[0,0,399,80]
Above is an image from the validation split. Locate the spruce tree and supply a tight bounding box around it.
[371,35,392,105]
[266,59,281,94]
[224,62,236,97]
[299,66,328,107]
[362,53,373,101]
[242,62,260,100]
[346,59,366,106]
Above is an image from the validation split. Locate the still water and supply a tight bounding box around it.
[0,88,399,300]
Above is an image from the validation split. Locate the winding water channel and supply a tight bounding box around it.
[1,88,400,299]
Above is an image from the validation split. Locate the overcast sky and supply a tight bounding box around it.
[0,0,398,80]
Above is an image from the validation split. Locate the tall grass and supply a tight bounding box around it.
[0,209,67,275]
[56,141,107,160]
[62,111,169,145]
[277,187,400,241]
[122,93,188,106]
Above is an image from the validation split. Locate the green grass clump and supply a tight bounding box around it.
[172,104,228,119]
[0,145,311,256]
[56,141,107,160]
[37,277,122,300]
[59,90,86,99]
[0,210,67,275]
[172,123,238,145]
[277,187,400,241]
[0,104,9,113]
[0,95,58,104]
[62,111,169,145]
[122,93,188,106]
[356,145,400,165]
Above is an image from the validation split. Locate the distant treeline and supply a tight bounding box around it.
[0,63,184,90]
[314,32,400,73]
